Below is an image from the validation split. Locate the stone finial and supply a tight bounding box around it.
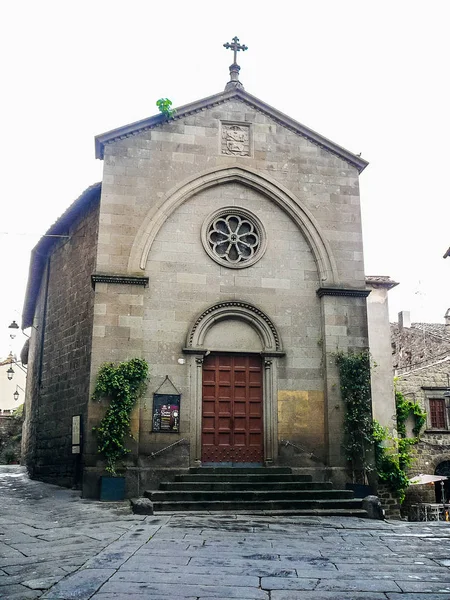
[445,308,450,326]
[398,310,411,331]
[223,36,248,91]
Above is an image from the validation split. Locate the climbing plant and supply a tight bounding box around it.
[395,388,426,438]
[156,98,176,118]
[334,351,373,483]
[372,387,426,502]
[372,421,411,503]
[92,358,149,476]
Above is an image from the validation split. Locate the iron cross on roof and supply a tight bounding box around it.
[223,36,248,65]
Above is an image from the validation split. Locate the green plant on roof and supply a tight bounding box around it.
[156,98,176,119]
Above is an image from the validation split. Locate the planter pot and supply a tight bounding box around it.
[346,483,374,498]
[100,476,125,501]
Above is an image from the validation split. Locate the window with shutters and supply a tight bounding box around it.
[429,398,447,429]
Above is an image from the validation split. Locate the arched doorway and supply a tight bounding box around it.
[184,300,285,466]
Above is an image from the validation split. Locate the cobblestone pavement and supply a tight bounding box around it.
[2,466,450,599]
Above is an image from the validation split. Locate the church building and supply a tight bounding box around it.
[21,39,380,499]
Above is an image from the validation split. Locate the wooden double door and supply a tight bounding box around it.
[201,354,263,463]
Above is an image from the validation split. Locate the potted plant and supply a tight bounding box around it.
[92,357,148,500]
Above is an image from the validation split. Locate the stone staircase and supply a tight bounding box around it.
[142,467,370,517]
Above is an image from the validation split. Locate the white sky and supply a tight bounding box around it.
[1,0,449,358]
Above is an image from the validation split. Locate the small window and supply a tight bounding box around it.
[429,398,446,429]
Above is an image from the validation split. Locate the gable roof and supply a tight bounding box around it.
[22,182,102,329]
[95,88,368,173]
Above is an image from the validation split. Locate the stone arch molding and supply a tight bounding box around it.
[127,165,339,284]
[185,301,283,354]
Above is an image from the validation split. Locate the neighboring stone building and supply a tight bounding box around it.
[21,43,380,498]
[392,310,450,501]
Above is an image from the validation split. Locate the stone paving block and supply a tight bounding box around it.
[9,540,103,558]
[118,554,190,569]
[435,558,450,566]
[387,595,450,599]
[41,568,116,599]
[120,562,298,577]
[315,578,402,592]
[331,555,439,565]
[394,580,450,593]
[119,525,165,542]
[82,540,144,569]
[98,581,269,598]
[260,577,318,590]
[3,558,86,575]
[0,583,42,598]
[23,574,65,589]
[188,556,337,571]
[0,573,23,586]
[92,592,197,600]
[336,562,450,573]
[271,593,387,600]
[110,570,260,587]
[0,542,27,559]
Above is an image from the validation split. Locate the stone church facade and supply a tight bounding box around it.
[21,59,376,498]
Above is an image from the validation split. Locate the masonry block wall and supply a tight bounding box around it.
[82,97,369,494]
[23,202,99,486]
[396,361,450,474]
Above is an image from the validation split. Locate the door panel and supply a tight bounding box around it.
[201,354,263,463]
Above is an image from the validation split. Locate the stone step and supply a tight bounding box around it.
[151,498,367,513]
[160,481,333,491]
[175,473,313,483]
[188,467,293,474]
[145,489,354,502]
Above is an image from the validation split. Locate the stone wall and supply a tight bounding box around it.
[394,329,450,505]
[377,484,401,520]
[391,322,450,373]
[80,96,369,497]
[23,201,99,487]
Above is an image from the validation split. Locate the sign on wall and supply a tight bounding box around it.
[72,414,81,454]
[152,394,180,433]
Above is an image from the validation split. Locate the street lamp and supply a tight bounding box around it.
[8,320,19,339]
[7,366,14,381]
[13,385,25,402]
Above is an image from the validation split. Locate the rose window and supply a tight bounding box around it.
[201,207,267,269]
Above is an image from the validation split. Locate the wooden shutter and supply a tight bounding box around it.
[429,398,446,429]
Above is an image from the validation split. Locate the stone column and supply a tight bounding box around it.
[317,287,371,486]
[366,276,399,436]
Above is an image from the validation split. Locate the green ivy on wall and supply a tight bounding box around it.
[334,350,373,484]
[395,388,426,438]
[335,352,426,502]
[373,387,426,502]
[92,358,149,476]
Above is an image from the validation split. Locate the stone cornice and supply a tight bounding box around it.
[365,275,399,290]
[317,286,371,298]
[91,274,149,288]
[95,88,368,172]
